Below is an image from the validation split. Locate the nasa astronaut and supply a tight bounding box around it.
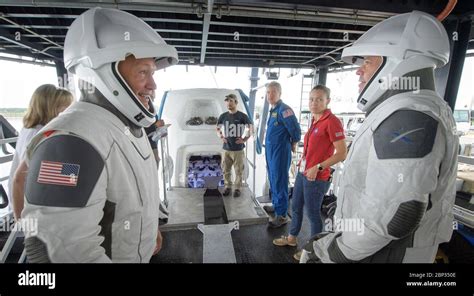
[21,7,178,262]
[265,81,302,227]
[301,11,458,263]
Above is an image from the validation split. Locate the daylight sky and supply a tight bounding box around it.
[1,52,473,113]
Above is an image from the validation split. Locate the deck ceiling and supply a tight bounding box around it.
[0,0,473,69]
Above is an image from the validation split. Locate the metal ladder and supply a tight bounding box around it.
[298,74,315,137]
[294,74,314,165]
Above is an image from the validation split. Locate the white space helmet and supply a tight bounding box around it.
[341,11,450,112]
[64,7,178,127]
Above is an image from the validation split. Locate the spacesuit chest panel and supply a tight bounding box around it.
[101,122,159,262]
[333,112,373,212]
[125,130,152,161]
[94,108,158,213]
[110,131,158,207]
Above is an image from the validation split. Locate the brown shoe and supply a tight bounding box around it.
[273,235,297,247]
[233,189,241,197]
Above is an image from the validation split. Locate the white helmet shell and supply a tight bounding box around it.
[341,11,450,112]
[64,7,178,127]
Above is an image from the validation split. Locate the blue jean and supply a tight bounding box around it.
[289,172,330,237]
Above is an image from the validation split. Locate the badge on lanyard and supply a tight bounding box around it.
[271,112,277,118]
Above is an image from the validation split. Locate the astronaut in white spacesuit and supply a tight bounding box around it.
[301,11,458,263]
[21,7,178,262]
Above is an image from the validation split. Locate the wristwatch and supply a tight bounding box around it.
[317,164,324,171]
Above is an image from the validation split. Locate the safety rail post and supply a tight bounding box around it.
[244,129,257,197]
[0,136,17,155]
[159,134,172,205]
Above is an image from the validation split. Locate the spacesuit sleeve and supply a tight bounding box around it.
[22,132,111,263]
[280,107,301,143]
[314,110,443,262]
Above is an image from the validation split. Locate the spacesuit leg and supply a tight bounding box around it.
[299,232,331,263]
[403,246,438,263]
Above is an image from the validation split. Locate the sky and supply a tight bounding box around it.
[0,56,59,109]
[0,52,360,115]
[0,52,472,113]
[454,56,474,109]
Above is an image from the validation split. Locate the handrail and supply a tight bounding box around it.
[159,134,171,204]
[0,155,14,165]
[458,155,474,166]
[0,137,18,145]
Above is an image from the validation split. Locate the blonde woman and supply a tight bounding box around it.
[8,84,74,220]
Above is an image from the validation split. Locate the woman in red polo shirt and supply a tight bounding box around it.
[273,85,347,260]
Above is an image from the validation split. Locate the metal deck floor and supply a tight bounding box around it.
[161,187,268,231]
[152,207,315,264]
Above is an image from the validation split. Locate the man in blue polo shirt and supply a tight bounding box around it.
[265,81,301,228]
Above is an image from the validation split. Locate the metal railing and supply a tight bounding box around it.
[244,127,257,197]
[0,137,16,205]
[159,134,171,205]
[458,155,474,166]
[0,129,21,263]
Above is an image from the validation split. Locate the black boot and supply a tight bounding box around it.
[223,187,231,196]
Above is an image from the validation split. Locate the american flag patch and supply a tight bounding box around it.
[37,161,80,187]
[282,109,294,118]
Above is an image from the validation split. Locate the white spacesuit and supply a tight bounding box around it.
[21,7,178,262]
[301,11,458,263]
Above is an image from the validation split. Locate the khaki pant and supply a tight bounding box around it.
[222,150,245,188]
